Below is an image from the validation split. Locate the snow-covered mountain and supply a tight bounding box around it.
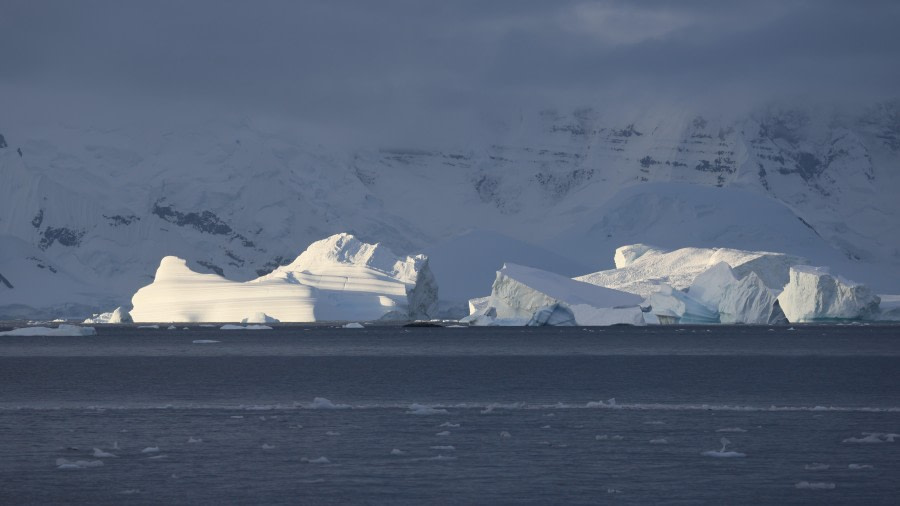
[2,101,899,318]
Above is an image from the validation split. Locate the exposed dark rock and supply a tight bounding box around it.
[31,209,44,229]
[254,255,291,277]
[196,260,224,276]
[152,201,233,235]
[0,272,13,289]
[38,227,85,250]
[17,147,22,157]
[612,124,643,137]
[639,156,659,168]
[534,168,594,198]
[0,134,7,149]
[104,214,140,226]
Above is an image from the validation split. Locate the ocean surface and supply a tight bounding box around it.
[1,323,899,505]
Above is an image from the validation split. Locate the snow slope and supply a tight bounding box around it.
[2,98,900,317]
[130,233,437,322]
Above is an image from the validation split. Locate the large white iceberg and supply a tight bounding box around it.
[465,263,645,326]
[578,244,807,299]
[778,266,880,322]
[648,262,786,324]
[130,233,438,322]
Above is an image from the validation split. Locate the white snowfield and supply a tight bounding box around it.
[130,233,438,323]
[463,263,645,326]
[778,266,881,322]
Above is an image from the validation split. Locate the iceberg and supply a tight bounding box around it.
[130,233,438,322]
[578,244,807,299]
[467,263,644,326]
[778,266,880,322]
[241,312,279,324]
[83,306,132,324]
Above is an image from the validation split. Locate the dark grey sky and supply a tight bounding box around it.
[2,0,898,141]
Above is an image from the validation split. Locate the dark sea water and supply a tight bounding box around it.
[1,324,899,505]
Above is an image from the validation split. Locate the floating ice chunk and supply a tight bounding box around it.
[230,415,244,419]
[167,325,177,330]
[342,322,364,329]
[805,463,830,470]
[390,449,405,455]
[83,307,133,324]
[795,481,835,490]
[92,448,116,458]
[325,431,341,436]
[406,403,449,415]
[439,422,460,428]
[778,266,880,322]
[303,456,330,464]
[499,431,512,438]
[261,444,275,450]
[309,397,349,410]
[607,488,622,494]
[147,454,167,459]
[649,438,668,444]
[242,312,280,324]
[56,458,104,469]
[849,464,874,470]
[436,431,451,437]
[0,324,96,337]
[138,325,160,329]
[430,445,455,451]
[187,437,202,443]
[220,324,272,330]
[428,455,456,461]
[716,427,747,433]
[541,425,551,429]
[702,437,746,457]
[192,339,220,344]
[141,446,160,453]
[842,432,899,443]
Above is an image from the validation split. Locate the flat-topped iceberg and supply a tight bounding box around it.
[0,324,97,337]
[578,244,806,298]
[130,233,438,322]
[464,263,644,326]
[778,266,880,322]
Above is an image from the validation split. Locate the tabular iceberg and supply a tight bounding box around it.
[130,233,438,322]
[464,263,644,326]
[778,266,880,322]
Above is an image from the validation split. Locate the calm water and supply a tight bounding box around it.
[1,324,899,504]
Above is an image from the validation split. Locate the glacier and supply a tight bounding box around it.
[130,233,438,323]
[777,266,881,322]
[464,263,645,326]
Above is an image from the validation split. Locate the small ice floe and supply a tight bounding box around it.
[430,445,455,451]
[586,398,617,408]
[167,325,177,330]
[0,324,97,337]
[541,425,551,429]
[220,324,272,330]
[649,438,668,444]
[701,437,746,458]
[309,397,349,409]
[342,322,364,329]
[544,413,556,417]
[849,464,874,470]
[302,456,330,464]
[261,444,276,450]
[842,432,899,443]
[436,431,451,437]
[426,455,456,461]
[607,488,622,494]
[787,327,796,331]
[289,424,304,429]
[182,327,189,330]
[716,427,747,433]
[138,325,160,329]
[187,437,202,444]
[805,463,830,470]
[795,481,835,490]
[390,449,405,455]
[230,415,244,419]
[595,434,624,441]
[192,339,220,344]
[56,458,104,470]
[439,422,460,428]
[147,454,167,460]
[141,446,160,453]
[92,448,116,458]
[406,403,449,415]
[499,431,512,439]
[325,431,341,436]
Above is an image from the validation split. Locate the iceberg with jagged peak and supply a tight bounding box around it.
[130,233,438,322]
[777,266,880,322]
[463,263,645,326]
